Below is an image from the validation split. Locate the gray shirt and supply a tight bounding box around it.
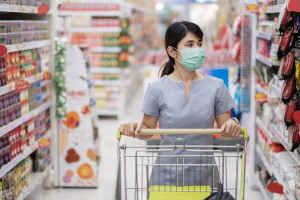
[142,74,235,188]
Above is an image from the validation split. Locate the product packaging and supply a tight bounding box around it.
[284,97,297,127]
[277,22,294,60]
[277,1,292,33]
[279,51,295,79]
[282,75,296,104]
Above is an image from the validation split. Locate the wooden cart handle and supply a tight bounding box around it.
[117,128,248,140]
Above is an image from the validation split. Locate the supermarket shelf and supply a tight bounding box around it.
[70,27,121,33]
[256,117,274,141]
[91,47,121,53]
[255,145,273,176]
[257,31,272,41]
[266,4,284,14]
[271,125,300,166]
[91,67,121,74]
[0,73,45,96]
[98,109,119,116]
[94,93,119,99]
[255,177,271,200]
[16,166,51,200]
[94,80,121,86]
[0,101,51,138]
[59,10,122,17]
[256,54,272,67]
[6,39,51,53]
[0,129,51,179]
[0,4,37,14]
[272,168,296,200]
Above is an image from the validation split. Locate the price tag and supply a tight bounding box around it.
[31,144,35,150]
[10,5,14,11]
[8,84,13,91]
[6,45,10,51]
[22,6,26,12]
[17,6,21,11]
[16,44,19,49]
[22,43,26,48]
[32,7,35,13]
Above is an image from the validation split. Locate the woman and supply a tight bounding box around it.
[119,21,242,188]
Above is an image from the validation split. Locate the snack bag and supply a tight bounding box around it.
[278,22,294,60]
[277,1,292,33]
[284,97,297,127]
[282,75,296,104]
[279,51,295,79]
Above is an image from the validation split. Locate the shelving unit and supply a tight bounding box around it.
[59,11,122,17]
[0,1,54,199]
[251,1,300,199]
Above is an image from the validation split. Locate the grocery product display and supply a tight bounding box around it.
[0,0,53,199]
[252,1,300,199]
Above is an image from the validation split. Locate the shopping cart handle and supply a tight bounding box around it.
[117,128,248,140]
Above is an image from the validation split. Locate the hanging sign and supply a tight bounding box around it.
[37,4,50,15]
[255,93,268,104]
[43,71,52,81]
[15,80,30,92]
[38,138,51,149]
[287,0,300,12]
[0,45,8,57]
[247,4,259,14]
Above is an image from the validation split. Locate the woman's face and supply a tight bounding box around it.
[172,32,202,63]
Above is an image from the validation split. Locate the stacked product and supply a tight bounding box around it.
[0,0,49,6]
[253,1,300,199]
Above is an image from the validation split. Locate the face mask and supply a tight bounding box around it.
[174,47,206,72]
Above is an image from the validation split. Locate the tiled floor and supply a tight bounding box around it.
[26,86,264,200]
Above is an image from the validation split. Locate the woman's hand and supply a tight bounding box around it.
[119,122,141,138]
[220,118,242,138]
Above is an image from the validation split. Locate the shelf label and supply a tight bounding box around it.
[0,45,8,57]
[15,80,30,92]
[43,71,52,81]
[247,4,259,14]
[37,4,49,15]
[38,138,51,149]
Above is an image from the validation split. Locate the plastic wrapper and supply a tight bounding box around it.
[291,124,300,152]
[277,1,292,33]
[284,97,297,127]
[282,75,296,104]
[277,24,294,60]
[279,51,295,79]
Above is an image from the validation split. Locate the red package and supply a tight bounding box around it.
[277,24,294,60]
[291,125,300,152]
[278,5,292,32]
[282,75,296,104]
[284,98,297,127]
[279,51,295,79]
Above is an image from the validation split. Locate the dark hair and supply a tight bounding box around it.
[159,21,204,78]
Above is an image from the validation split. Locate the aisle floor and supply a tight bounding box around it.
[27,86,264,200]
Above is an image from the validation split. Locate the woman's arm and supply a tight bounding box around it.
[215,111,241,137]
[119,114,158,140]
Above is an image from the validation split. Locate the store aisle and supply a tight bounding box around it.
[26,86,263,200]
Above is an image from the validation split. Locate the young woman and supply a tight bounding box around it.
[119,21,242,187]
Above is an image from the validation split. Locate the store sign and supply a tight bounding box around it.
[247,4,259,14]
[0,45,8,57]
[15,80,30,92]
[43,71,52,81]
[255,93,268,104]
[287,0,300,12]
[38,138,51,149]
[37,4,50,15]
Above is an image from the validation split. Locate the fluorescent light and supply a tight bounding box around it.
[155,2,164,10]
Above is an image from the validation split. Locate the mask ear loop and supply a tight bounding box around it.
[172,47,182,64]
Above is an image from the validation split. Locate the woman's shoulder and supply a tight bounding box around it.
[203,75,225,87]
[147,75,168,89]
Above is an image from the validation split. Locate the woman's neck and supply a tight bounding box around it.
[171,63,198,83]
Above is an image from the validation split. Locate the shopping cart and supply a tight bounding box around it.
[115,128,248,200]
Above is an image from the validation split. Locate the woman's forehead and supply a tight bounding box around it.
[181,32,201,43]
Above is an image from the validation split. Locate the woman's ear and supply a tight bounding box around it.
[167,46,177,59]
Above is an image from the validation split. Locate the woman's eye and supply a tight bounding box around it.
[187,44,193,47]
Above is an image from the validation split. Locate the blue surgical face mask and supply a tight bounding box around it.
[174,47,206,72]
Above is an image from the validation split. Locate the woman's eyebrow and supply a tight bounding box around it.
[185,40,195,43]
